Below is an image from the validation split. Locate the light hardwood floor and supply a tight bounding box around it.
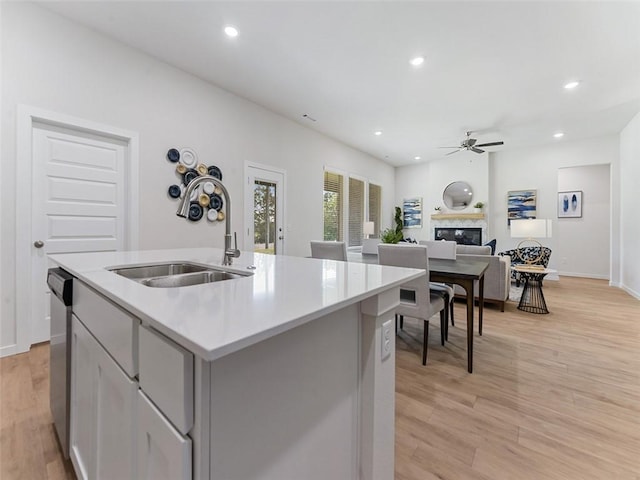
[1,276,638,479]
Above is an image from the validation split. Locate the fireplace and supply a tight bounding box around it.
[434,227,482,246]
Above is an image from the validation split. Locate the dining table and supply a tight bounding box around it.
[351,252,489,373]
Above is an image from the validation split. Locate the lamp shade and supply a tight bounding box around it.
[510,219,552,239]
[363,221,375,236]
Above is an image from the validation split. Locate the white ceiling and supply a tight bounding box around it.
[39,1,640,166]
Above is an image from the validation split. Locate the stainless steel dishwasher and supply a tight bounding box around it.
[47,267,73,458]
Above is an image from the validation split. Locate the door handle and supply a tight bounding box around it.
[34,240,45,248]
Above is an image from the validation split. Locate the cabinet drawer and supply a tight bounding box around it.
[137,391,192,480]
[139,325,193,435]
[73,281,139,377]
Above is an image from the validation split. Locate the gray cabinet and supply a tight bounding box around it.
[70,316,137,480]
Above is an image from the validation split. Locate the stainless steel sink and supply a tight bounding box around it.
[108,262,252,287]
[109,263,211,279]
[139,270,246,288]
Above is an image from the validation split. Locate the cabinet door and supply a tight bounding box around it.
[95,344,138,479]
[137,391,192,480]
[70,316,97,480]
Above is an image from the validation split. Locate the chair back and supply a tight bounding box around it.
[310,241,348,261]
[419,240,456,259]
[378,244,431,319]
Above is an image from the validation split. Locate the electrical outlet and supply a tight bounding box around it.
[381,319,393,361]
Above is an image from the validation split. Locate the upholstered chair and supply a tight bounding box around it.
[310,241,348,261]
[498,246,552,286]
[419,240,456,334]
[378,244,446,365]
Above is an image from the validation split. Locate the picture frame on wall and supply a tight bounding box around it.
[507,189,537,225]
[558,190,583,218]
[403,197,422,228]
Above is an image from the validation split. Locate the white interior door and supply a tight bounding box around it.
[245,165,285,255]
[30,123,127,344]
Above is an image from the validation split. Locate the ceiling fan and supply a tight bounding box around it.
[440,131,504,155]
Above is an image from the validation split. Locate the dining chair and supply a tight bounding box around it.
[419,240,456,336]
[310,241,348,261]
[378,244,446,365]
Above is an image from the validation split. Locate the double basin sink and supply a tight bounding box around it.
[109,262,252,288]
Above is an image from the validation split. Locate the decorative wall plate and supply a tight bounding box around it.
[208,165,222,180]
[167,148,180,162]
[188,202,203,221]
[179,148,198,168]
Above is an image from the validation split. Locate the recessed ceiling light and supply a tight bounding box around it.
[409,56,425,67]
[564,81,580,89]
[554,132,565,138]
[414,156,421,161]
[374,130,382,136]
[224,26,239,38]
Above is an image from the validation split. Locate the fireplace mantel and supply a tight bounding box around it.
[430,213,488,243]
[430,213,485,220]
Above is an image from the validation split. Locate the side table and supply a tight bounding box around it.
[512,266,557,314]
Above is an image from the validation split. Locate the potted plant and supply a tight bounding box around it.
[473,201,484,213]
[380,228,403,244]
[381,206,405,243]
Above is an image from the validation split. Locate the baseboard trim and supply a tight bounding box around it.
[557,271,609,280]
[621,285,640,300]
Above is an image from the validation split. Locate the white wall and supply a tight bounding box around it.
[620,112,640,298]
[489,136,619,277]
[557,165,610,279]
[394,152,489,241]
[0,3,395,353]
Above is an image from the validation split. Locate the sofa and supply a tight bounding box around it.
[498,246,552,286]
[454,245,510,311]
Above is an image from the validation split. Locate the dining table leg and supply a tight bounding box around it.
[478,275,485,336]
[462,278,474,373]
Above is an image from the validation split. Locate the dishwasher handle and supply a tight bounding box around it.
[47,268,74,306]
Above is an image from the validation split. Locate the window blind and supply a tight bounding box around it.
[323,171,343,241]
[348,177,364,246]
[368,183,381,237]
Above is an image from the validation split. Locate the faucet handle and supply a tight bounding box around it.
[234,231,238,251]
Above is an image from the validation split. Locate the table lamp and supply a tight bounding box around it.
[510,219,551,265]
[363,221,375,239]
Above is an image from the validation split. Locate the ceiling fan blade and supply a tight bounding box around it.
[467,138,477,147]
[438,146,461,149]
[446,149,461,156]
[471,147,485,154]
[475,141,504,147]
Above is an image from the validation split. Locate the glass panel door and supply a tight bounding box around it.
[253,180,277,254]
[245,165,285,255]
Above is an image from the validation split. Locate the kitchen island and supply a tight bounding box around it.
[50,248,424,480]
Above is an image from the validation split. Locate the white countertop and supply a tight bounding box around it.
[50,248,424,361]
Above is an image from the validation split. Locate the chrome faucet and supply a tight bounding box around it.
[176,175,241,265]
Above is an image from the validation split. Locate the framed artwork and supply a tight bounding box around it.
[507,190,537,225]
[558,191,583,218]
[403,197,422,228]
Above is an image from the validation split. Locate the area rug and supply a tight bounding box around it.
[509,284,524,303]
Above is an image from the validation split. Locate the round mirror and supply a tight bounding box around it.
[443,181,473,210]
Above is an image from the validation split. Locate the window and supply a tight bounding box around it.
[348,177,364,247]
[368,183,381,237]
[323,170,382,246]
[323,171,343,241]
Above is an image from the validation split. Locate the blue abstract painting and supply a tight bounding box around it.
[507,190,537,225]
[403,197,422,228]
